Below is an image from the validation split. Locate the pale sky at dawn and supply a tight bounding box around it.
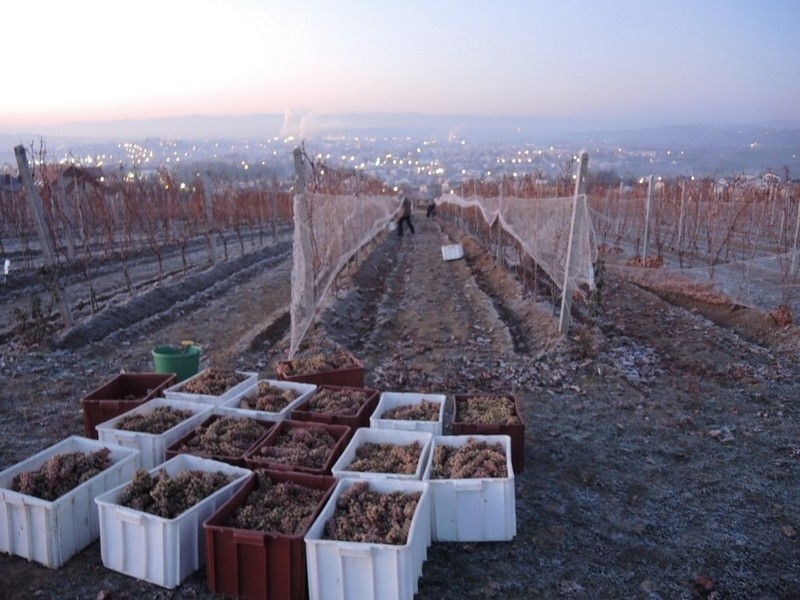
[3,0,799,134]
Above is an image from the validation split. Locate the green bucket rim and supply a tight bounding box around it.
[152,344,201,357]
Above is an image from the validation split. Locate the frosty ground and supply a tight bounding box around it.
[1,211,799,599]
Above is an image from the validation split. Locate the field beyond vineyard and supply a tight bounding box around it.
[1,211,799,599]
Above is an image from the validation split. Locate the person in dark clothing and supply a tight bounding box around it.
[398,196,415,236]
[426,201,437,217]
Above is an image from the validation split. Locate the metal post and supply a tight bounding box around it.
[559,151,588,335]
[642,175,653,264]
[14,145,73,327]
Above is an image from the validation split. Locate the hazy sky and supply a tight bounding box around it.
[3,0,799,133]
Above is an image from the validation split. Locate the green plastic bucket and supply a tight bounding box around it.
[151,344,201,383]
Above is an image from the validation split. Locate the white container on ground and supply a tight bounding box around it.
[441,243,463,261]
[422,434,516,542]
[370,392,446,436]
[94,454,250,589]
[0,436,140,568]
[218,379,316,422]
[96,397,214,469]
[331,428,433,481]
[305,477,431,600]
[163,369,258,405]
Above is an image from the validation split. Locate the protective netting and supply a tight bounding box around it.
[290,191,401,357]
[289,188,597,355]
[436,193,598,292]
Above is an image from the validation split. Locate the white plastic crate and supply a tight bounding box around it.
[331,428,433,481]
[163,369,258,405]
[370,392,446,435]
[94,454,251,589]
[422,434,516,542]
[96,397,213,469]
[0,436,140,568]
[305,477,431,600]
[441,243,463,261]
[218,379,316,422]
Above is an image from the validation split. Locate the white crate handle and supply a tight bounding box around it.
[114,506,145,525]
[456,480,484,492]
[337,546,372,559]
[113,436,141,450]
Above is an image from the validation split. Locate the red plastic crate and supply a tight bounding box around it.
[452,393,525,474]
[243,420,351,476]
[204,470,336,600]
[275,353,364,388]
[290,385,379,433]
[81,373,176,439]
[165,414,275,467]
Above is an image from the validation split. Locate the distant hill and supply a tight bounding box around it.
[2,113,798,177]
[6,112,797,144]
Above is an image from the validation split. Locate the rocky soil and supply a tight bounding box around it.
[1,209,799,599]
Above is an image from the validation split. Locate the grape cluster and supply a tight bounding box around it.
[456,395,521,425]
[239,381,298,412]
[181,369,246,396]
[255,426,338,469]
[305,388,369,416]
[227,471,326,535]
[118,468,235,518]
[281,353,358,376]
[324,481,421,545]
[430,438,508,479]
[120,383,160,401]
[344,441,422,474]
[11,448,111,501]
[382,399,440,421]
[177,416,268,457]
[115,406,193,434]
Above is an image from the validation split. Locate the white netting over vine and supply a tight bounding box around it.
[290,191,400,357]
[436,193,598,292]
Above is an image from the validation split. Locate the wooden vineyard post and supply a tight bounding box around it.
[290,147,316,357]
[677,179,687,267]
[293,147,313,302]
[14,145,73,327]
[642,175,653,264]
[496,217,503,265]
[791,187,800,278]
[201,173,218,264]
[57,175,76,261]
[559,151,588,335]
[495,190,504,265]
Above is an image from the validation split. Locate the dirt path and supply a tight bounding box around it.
[1,209,799,599]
